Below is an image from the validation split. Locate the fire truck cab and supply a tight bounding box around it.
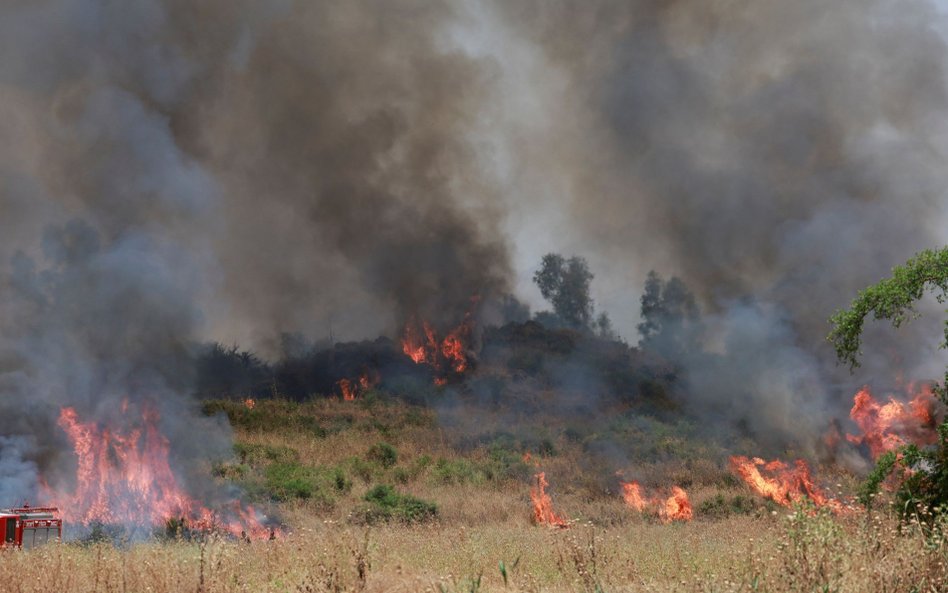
[0,506,62,549]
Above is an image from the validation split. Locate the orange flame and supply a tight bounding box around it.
[336,370,379,401]
[659,486,693,523]
[729,456,836,509]
[51,405,272,539]
[244,398,256,410]
[337,379,358,401]
[620,481,692,522]
[400,303,477,384]
[620,481,648,512]
[530,472,569,528]
[847,384,938,460]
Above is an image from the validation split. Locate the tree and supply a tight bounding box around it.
[595,311,616,340]
[638,271,699,359]
[828,247,948,515]
[533,253,595,330]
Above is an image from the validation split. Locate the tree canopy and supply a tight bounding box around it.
[638,270,700,359]
[533,253,595,330]
[828,247,948,376]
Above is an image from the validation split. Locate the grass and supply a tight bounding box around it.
[4,397,946,591]
[3,512,947,592]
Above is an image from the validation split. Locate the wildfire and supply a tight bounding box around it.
[50,404,272,539]
[400,303,477,384]
[620,481,693,522]
[244,398,256,410]
[846,384,939,460]
[336,370,379,401]
[729,456,836,509]
[530,472,569,528]
[660,486,693,523]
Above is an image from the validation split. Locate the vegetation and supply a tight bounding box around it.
[355,484,438,524]
[829,247,948,516]
[533,253,596,330]
[637,270,700,360]
[6,253,948,589]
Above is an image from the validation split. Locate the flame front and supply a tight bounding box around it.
[530,472,569,528]
[659,486,693,523]
[620,480,692,522]
[400,305,476,384]
[52,405,271,538]
[729,456,836,509]
[847,384,938,460]
[336,370,379,401]
[621,481,648,512]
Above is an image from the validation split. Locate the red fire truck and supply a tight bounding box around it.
[0,505,62,549]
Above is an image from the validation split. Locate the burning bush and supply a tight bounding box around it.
[829,247,948,518]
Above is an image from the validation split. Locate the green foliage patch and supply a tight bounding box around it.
[354,484,438,524]
[264,462,350,503]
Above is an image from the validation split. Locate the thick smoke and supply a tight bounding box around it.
[3,0,948,503]
[0,1,511,509]
[484,0,948,449]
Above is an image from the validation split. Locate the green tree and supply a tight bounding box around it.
[828,247,948,515]
[638,271,699,359]
[533,253,595,329]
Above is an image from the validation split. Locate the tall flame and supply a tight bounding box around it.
[336,370,379,401]
[659,486,693,523]
[729,456,837,509]
[847,384,938,460]
[530,472,569,528]
[400,302,477,384]
[52,405,271,539]
[620,481,692,522]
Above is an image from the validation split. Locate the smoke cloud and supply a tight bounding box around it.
[482,0,948,447]
[2,0,948,500]
[0,0,512,512]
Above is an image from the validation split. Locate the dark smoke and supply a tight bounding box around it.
[3,0,948,505]
[0,1,511,511]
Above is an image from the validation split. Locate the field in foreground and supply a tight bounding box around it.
[2,398,947,592]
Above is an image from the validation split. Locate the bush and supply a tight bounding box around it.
[394,455,431,484]
[366,442,398,468]
[263,462,348,504]
[354,484,437,524]
[431,458,485,485]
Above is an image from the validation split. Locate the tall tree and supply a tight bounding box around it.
[533,253,595,330]
[638,271,699,359]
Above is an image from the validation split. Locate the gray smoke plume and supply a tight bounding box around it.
[0,0,512,516]
[481,0,948,450]
[3,0,948,504]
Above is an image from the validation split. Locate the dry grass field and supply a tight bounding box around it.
[2,398,946,593]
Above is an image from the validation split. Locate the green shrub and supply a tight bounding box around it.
[354,484,437,524]
[431,458,484,485]
[263,462,346,504]
[367,442,398,468]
